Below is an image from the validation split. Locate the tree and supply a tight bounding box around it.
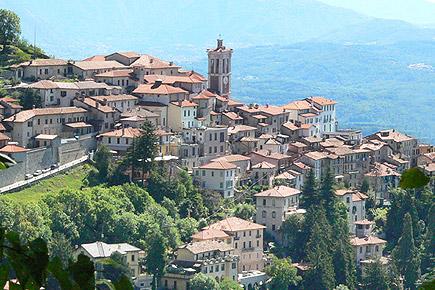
[176,217,199,243]
[361,259,389,290]
[19,89,42,109]
[48,232,74,268]
[360,177,370,193]
[96,252,131,283]
[392,213,421,289]
[331,203,356,289]
[94,144,112,181]
[189,273,220,290]
[233,203,256,220]
[0,9,21,51]
[219,278,243,290]
[145,231,167,290]
[421,205,435,274]
[319,167,338,225]
[399,167,430,189]
[299,169,318,209]
[265,256,302,289]
[281,213,304,261]
[125,120,158,186]
[303,206,336,290]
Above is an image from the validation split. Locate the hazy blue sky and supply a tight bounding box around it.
[317,0,435,25]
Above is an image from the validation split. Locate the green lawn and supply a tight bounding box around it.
[0,164,91,203]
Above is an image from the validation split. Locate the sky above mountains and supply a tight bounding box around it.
[317,0,435,25]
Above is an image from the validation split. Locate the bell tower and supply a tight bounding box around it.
[207,38,233,97]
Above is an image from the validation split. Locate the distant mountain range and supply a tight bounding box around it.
[3,0,434,59]
[2,0,434,143]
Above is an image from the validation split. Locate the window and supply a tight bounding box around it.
[272,211,276,218]
[243,242,246,248]
[262,211,266,218]
[117,138,120,144]
[27,121,32,127]
[108,137,111,144]
[215,265,219,272]
[375,245,379,252]
[235,242,238,249]
[131,254,135,262]
[272,224,276,231]
[262,199,266,206]
[61,91,67,97]
[202,170,205,176]
[257,240,259,247]
[249,241,252,248]
[45,69,48,74]
[220,182,223,189]
[359,247,362,253]
[210,266,213,273]
[232,263,236,269]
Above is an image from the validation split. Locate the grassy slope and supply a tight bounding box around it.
[0,164,91,203]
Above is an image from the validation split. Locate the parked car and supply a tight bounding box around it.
[25,174,33,180]
[42,168,50,173]
[50,164,59,170]
[33,170,42,176]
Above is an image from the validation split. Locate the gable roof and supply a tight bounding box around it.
[198,160,237,170]
[80,242,141,258]
[4,107,87,123]
[72,60,126,70]
[179,240,233,255]
[254,186,300,198]
[204,217,265,232]
[0,144,28,153]
[131,54,179,69]
[98,127,142,138]
[191,229,230,241]
[133,83,187,95]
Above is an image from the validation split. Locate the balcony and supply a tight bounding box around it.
[255,234,262,238]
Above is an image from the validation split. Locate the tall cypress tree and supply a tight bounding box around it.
[300,169,318,209]
[303,205,336,290]
[392,213,421,289]
[320,167,337,223]
[332,202,356,288]
[361,259,389,290]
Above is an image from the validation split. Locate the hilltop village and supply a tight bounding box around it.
[0,39,434,289]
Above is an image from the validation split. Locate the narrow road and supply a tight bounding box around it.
[0,155,89,194]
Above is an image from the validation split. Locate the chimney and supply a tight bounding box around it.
[169,61,173,66]
[150,58,154,64]
[96,102,99,108]
[155,79,163,87]
[102,98,108,106]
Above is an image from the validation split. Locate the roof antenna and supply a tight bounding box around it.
[33,26,36,60]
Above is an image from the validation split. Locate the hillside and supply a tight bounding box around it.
[0,40,48,69]
[181,41,435,144]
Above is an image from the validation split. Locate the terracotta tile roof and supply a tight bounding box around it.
[27,80,59,89]
[198,160,237,170]
[72,60,126,70]
[144,74,205,85]
[240,136,259,142]
[182,70,207,82]
[94,69,134,78]
[258,134,273,139]
[227,99,244,107]
[290,141,307,148]
[204,217,265,232]
[0,144,28,153]
[365,162,401,177]
[307,96,337,106]
[274,171,296,180]
[354,219,374,225]
[81,98,116,113]
[283,100,312,110]
[282,122,300,131]
[422,163,435,173]
[258,105,286,116]
[28,80,113,90]
[180,240,233,255]
[12,58,67,68]
[251,161,276,169]
[374,129,415,143]
[133,83,187,95]
[300,123,313,129]
[222,111,243,121]
[252,114,268,120]
[191,229,229,241]
[121,107,159,119]
[82,55,106,61]
[255,186,300,198]
[4,107,87,123]
[238,105,260,114]
[335,189,368,202]
[170,100,198,108]
[91,94,137,102]
[98,127,142,138]
[65,122,92,128]
[265,139,281,145]
[215,95,230,103]
[252,150,290,160]
[212,154,251,163]
[154,129,174,136]
[106,51,140,59]
[350,236,386,246]
[304,151,330,160]
[0,98,23,109]
[131,54,179,69]
[228,125,256,134]
[293,161,311,170]
[0,132,10,141]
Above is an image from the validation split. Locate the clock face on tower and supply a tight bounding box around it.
[223,76,229,85]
